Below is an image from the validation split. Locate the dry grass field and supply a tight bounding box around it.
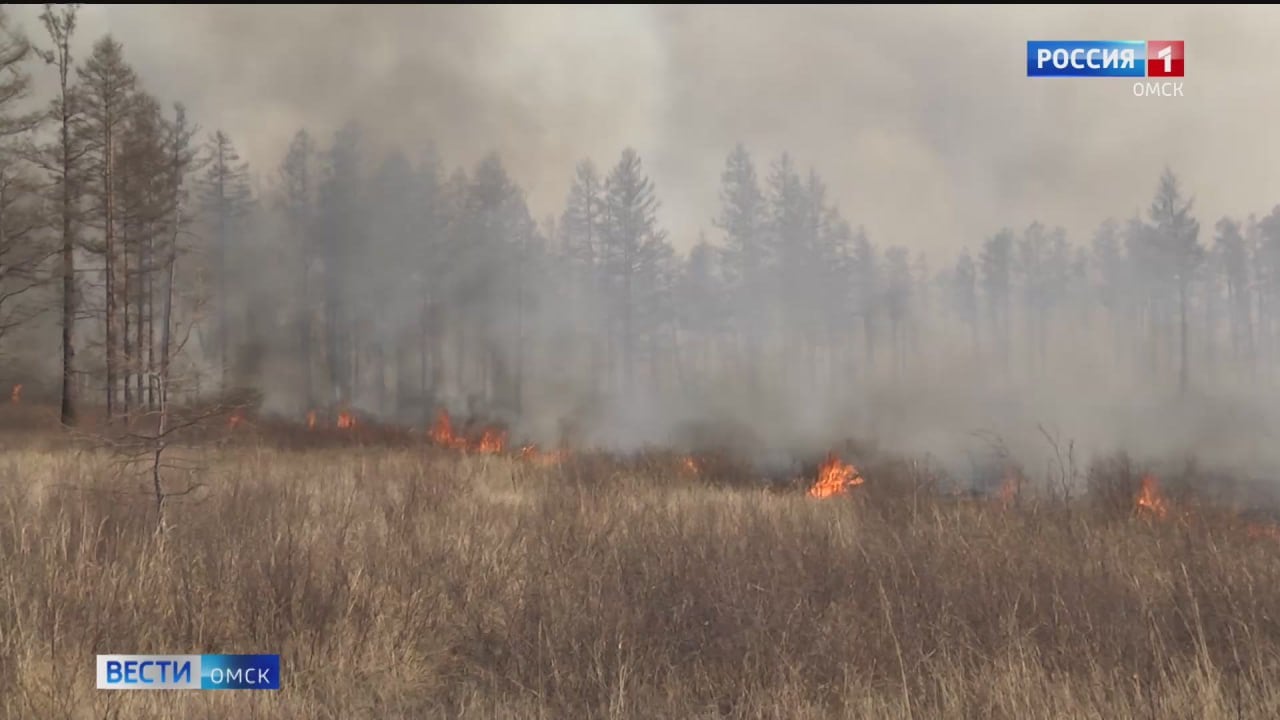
[2,410,1280,719]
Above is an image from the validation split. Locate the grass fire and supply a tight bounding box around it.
[1135,473,1170,520]
[6,406,1280,718]
[807,452,864,498]
[1,4,1280,718]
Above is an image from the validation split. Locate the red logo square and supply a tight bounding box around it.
[1147,41,1184,77]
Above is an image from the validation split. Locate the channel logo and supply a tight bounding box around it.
[1027,41,1184,77]
[96,654,281,690]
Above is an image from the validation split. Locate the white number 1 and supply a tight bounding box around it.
[1157,45,1172,73]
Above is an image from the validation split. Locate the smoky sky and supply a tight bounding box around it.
[10,4,1280,257]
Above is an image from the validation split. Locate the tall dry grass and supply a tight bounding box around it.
[1,439,1279,718]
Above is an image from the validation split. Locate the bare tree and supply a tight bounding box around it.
[0,161,51,342]
[0,8,38,139]
[0,9,50,347]
[33,5,87,426]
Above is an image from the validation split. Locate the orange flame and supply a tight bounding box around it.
[808,452,864,499]
[228,411,244,430]
[306,410,317,430]
[1135,474,1168,520]
[427,408,528,457]
[10,384,20,404]
[681,456,701,475]
[429,409,468,450]
[475,428,508,455]
[337,410,355,430]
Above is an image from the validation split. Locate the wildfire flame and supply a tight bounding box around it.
[228,411,245,430]
[337,410,356,430]
[428,409,468,450]
[425,408,569,462]
[1135,474,1169,520]
[426,408,511,455]
[306,410,317,430]
[808,452,864,499]
[475,428,508,455]
[681,456,701,475]
[10,384,20,404]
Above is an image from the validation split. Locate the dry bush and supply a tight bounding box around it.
[0,439,1279,718]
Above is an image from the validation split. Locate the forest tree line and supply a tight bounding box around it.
[0,6,1278,432]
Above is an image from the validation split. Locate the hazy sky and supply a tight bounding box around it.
[9,4,1280,258]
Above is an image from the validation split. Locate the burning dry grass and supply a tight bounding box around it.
[806,452,863,498]
[2,441,1280,718]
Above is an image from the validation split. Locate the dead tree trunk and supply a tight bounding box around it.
[123,226,133,416]
[105,146,117,419]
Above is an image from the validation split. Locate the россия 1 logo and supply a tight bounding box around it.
[1145,41,1184,77]
[1026,41,1184,96]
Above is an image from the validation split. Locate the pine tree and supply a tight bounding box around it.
[764,153,806,352]
[636,228,677,389]
[821,212,856,385]
[850,227,879,371]
[981,229,1013,374]
[78,34,136,417]
[157,103,198,410]
[279,129,316,408]
[714,143,766,383]
[1147,168,1201,394]
[561,159,604,277]
[602,148,667,394]
[1214,217,1252,364]
[952,249,978,355]
[560,159,605,391]
[884,245,912,375]
[1092,219,1130,370]
[412,148,445,411]
[366,149,416,413]
[467,154,534,414]
[1255,208,1280,369]
[117,92,170,409]
[798,169,833,371]
[676,233,725,380]
[1015,222,1071,374]
[316,122,363,406]
[200,129,251,393]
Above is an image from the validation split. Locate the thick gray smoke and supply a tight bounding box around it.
[12,5,1280,257]
[8,6,1280,490]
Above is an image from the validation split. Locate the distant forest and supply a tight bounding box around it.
[0,7,1276,432]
